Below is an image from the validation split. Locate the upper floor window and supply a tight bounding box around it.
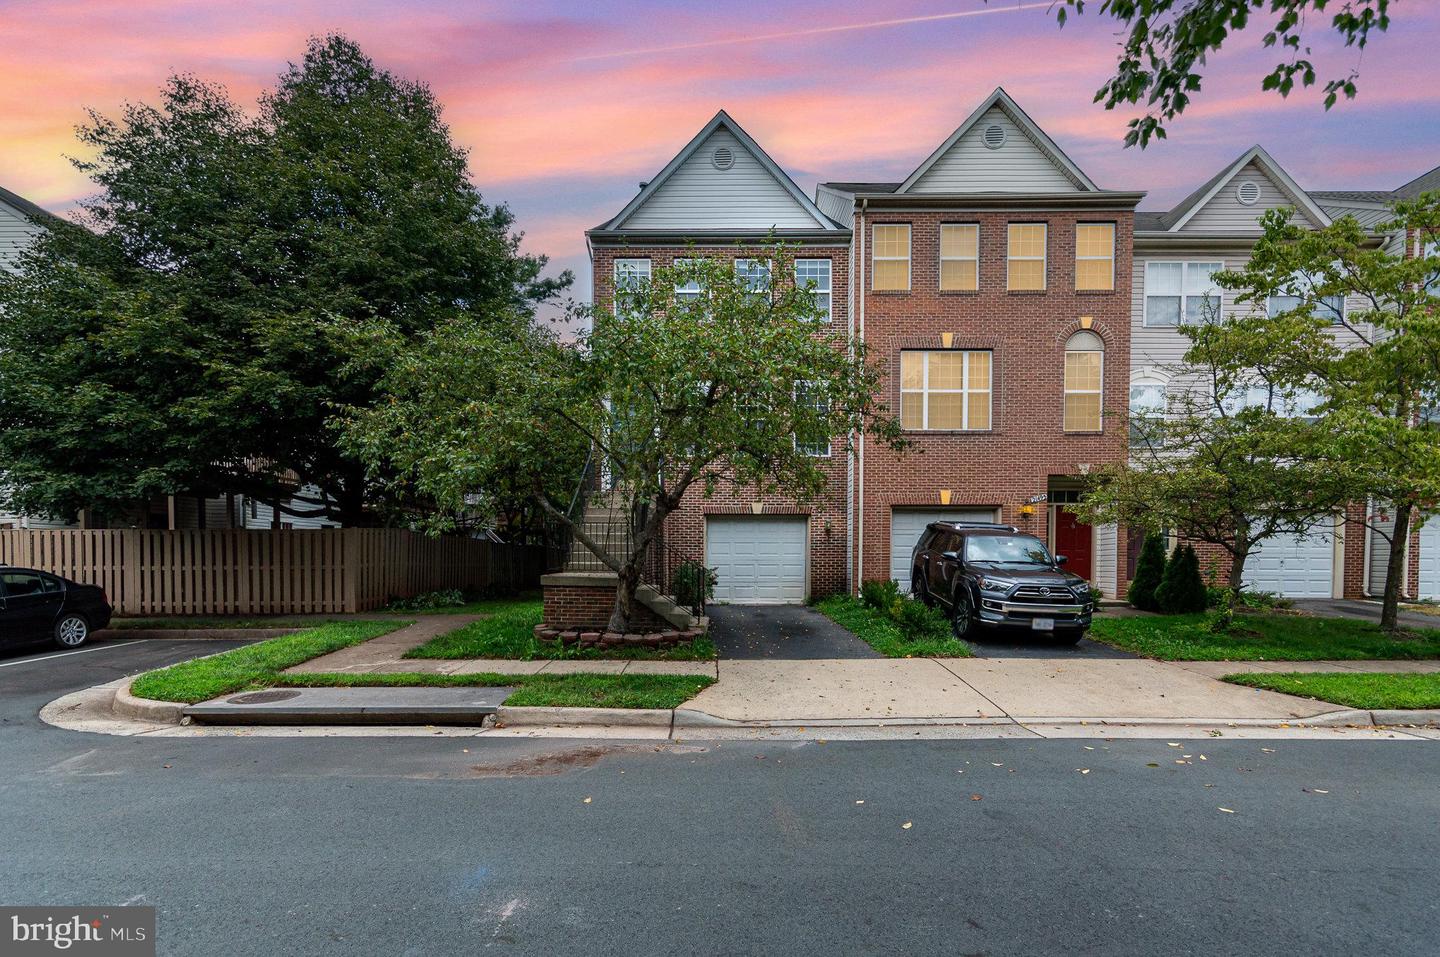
[940,224,979,292]
[1267,271,1344,323]
[613,259,651,316]
[899,350,992,431]
[1425,240,1438,294]
[1007,223,1047,291]
[673,257,703,304]
[1129,379,1167,447]
[872,224,911,291]
[795,259,832,321]
[1063,331,1104,433]
[735,259,771,297]
[794,382,831,456]
[1144,261,1221,326]
[1075,223,1115,291]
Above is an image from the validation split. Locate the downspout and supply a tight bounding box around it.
[845,206,857,593]
[857,198,868,591]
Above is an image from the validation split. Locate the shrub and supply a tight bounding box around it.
[860,579,901,611]
[890,595,949,641]
[673,560,717,608]
[385,588,465,612]
[1127,533,1167,611]
[1156,544,1208,614]
[1207,587,1236,633]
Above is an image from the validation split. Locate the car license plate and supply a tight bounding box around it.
[1031,617,1055,631]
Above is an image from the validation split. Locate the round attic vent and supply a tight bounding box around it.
[1236,180,1261,206]
[711,146,735,170]
[982,124,1006,149]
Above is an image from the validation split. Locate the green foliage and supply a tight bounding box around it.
[889,595,951,642]
[1223,672,1440,710]
[1090,611,1440,661]
[1126,533,1168,611]
[500,674,715,710]
[1051,1,1394,146]
[384,589,466,612]
[673,560,717,609]
[1155,544,1208,615]
[1207,587,1236,634]
[813,595,973,658]
[860,579,902,611]
[0,35,564,525]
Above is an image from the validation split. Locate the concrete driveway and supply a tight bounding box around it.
[708,604,883,659]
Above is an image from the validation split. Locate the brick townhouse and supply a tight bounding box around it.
[585,88,1439,604]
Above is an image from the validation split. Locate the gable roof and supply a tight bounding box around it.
[896,88,1099,194]
[1160,145,1331,231]
[0,183,63,226]
[1395,163,1440,199]
[597,110,839,232]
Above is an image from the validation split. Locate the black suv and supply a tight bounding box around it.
[909,523,1093,643]
[0,566,113,651]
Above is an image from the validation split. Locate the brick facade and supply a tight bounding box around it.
[541,579,668,631]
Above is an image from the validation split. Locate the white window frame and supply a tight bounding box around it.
[735,258,772,298]
[1007,223,1048,291]
[673,257,704,304]
[1063,337,1105,434]
[1267,270,1345,323]
[793,382,832,457]
[871,224,911,292]
[795,258,832,322]
[900,350,992,432]
[1129,379,1167,446]
[939,223,979,292]
[1075,222,1116,291]
[612,258,651,317]
[1143,260,1223,327]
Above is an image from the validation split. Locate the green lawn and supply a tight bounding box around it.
[129,620,408,703]
[404,598,716,661]
[1224,672,1440,710]
[813,595,973,658]
[1090,612,1440,661]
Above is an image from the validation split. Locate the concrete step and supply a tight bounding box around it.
[184,686,516,726]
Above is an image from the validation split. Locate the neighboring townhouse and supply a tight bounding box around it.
[589,89,1141,600]
[1130,154,1439,600]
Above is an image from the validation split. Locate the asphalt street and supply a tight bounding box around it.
[2,638,1438,956]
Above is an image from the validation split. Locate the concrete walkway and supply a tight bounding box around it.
[287,616,486,673]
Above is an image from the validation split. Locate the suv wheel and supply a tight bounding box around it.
[950,591,974,639]
[55,613,90,649]
[911,572,933,608]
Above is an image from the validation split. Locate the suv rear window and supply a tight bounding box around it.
[965,534,1053,565]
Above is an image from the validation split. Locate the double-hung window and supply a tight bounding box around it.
[735,259,771,298]
[794,382,831,456]
[900,350,992,431]
[1007,223,1047,291]
[940,224,979,291]
[1129,380,1166,446]
[1075,223,1115,291]
[871,224,911,291]
[794,259,832,321]
[673,257,703,304]
[1268,271,1344,323]
[1144,261,1222,326]
[612,258,651,317]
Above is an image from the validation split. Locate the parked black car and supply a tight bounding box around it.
[0,566,112,651]
[909,523,1093,643]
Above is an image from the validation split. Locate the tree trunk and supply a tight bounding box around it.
[604,501,671,633]
[608,563,641,633]
[1228,546,1248,596]
[1380,504,1412,632]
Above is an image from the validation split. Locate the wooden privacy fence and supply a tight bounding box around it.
[0,529,546,616]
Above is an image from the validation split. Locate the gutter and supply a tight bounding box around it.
[586,228,850,245]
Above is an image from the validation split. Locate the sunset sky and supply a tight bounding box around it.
[3,0,1438,295]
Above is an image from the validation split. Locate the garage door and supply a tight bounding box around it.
[890,507,1000,589]
[1243,522,1335,598]
[1420,516,1440,601]
[706,515,808,604]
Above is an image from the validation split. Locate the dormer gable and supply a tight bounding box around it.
[599,111,837,233]
[1163,146,1331,233]
[898,88,1098,195]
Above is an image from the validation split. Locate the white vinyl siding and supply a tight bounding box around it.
[706,515,808,603]
[814,186,855,227]
[0,199,43,271]
[890,507,1000,589]
[1181,160,1327,232]
[1093,523,1118,598]
[907,106,1082,194]
[620,128,821,230]
[1143,261,1221,326]
[795,259,832,321]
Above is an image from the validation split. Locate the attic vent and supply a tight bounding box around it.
[711,146,735,170]
[982,124,1007,150]
[1236,180,1261,206]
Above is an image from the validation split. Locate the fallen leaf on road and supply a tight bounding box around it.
[902,822,913,829]
[582,797,592,804]
[856,800,864,804]
[970,794,983,801]
[991,762,1004,767]
[1083,746,1095,751]
[1218,807,1235,814]
[1199,755,1207,761]
[1167,742,1180,747]
[1146,763,1159,767]
[1304,788,1330,795]
[1261,748,1276,753]
[1077,769,1090,775]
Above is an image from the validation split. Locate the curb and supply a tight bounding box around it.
[1371,709,1440,727]
[495,705,674,728]
[97,628,291,641]
[112,678,188,725]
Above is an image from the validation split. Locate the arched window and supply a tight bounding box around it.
[1063,331,1104,433]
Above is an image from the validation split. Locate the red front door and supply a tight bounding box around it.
[1053,507,1093,583]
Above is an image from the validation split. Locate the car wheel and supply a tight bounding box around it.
[54,614,90,649]
[911,572,933,608]
[950,592,973,639]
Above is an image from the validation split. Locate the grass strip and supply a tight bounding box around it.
[404,599,716,661]
[812,595,973,658]
[1090,612,1440,661]
[1223,671,1440,710]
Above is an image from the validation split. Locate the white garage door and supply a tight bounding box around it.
[706,515,808,604]
[890,507,1000,589]
[1244,522,1336,598]
[1419,516,1440,601]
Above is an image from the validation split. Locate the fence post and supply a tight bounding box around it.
[342,529,360,613]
